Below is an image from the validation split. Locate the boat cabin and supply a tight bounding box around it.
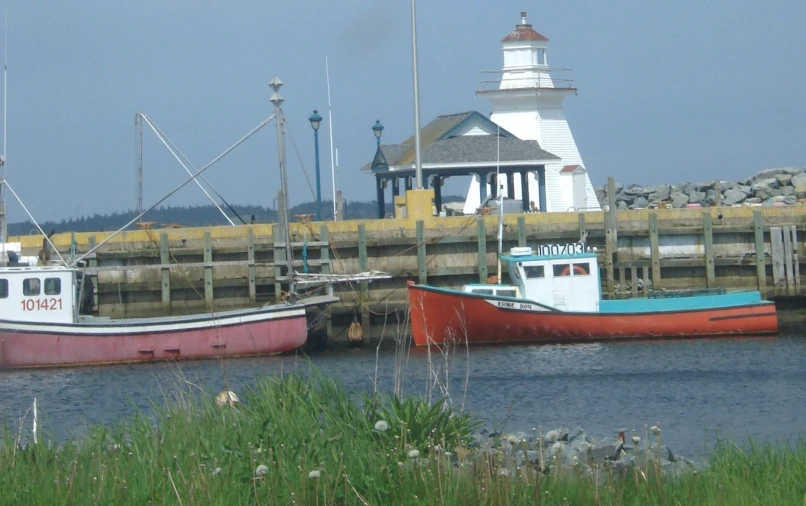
[465,244,601,311]
[0,266,79,324]
[505,245,600,311]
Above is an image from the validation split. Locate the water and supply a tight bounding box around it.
[1,335,804,459]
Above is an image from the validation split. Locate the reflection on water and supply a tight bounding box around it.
[1,335,804,458]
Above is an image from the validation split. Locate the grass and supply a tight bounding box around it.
[1,372,805,505]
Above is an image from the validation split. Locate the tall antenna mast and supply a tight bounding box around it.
[325,57,337,220]
[0,8,8,244]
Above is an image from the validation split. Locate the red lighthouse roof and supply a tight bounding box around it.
[501,11,548,42]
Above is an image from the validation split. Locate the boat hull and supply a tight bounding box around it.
[408,282,778,346]
[0,304,310,369]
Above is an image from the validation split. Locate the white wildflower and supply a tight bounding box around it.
[308,470,321,479]
[408,449,420,459]
[212,467,222,476]
[374,420,389,432]
[255,464,269,477]
[632,435,641,445]
[651,425,661,435]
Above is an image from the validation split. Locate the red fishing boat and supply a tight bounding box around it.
[408,244,778,347]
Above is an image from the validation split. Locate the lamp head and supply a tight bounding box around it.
[309,109,323,131]
[372,120,384,139]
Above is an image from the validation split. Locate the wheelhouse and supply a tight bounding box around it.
[0,266,78,324]
[502,245,601,311]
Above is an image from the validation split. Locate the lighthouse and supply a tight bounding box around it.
[464,12,599,214]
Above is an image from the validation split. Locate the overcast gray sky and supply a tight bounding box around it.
[4,1,806,222]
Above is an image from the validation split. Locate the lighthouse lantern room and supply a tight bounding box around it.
[466,12,600,214]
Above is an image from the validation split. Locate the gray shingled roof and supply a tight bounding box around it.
[421,136,558,164]
[376,136,557,168]
[360,110,558,172]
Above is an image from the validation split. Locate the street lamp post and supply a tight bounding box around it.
[308,110,323,221]
[372,120,385,218]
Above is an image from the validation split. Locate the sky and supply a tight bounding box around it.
[3,1,806,222]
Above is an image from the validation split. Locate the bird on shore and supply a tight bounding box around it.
[215,390,239,407]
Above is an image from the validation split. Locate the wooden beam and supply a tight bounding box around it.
[247,228,256,305]
[703,212,715,288]
[517,215,526,247]
[204,232,213,307]
[649,211,661,290]
[160,233,171,313]
[416,220,427,284]
[477,217,488,282]
[754,210,767,296]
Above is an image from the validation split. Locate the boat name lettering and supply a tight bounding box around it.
[536,243,585,256]
[21,298,63,312]
[496,301,533,311]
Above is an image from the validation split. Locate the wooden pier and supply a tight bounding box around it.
[15,204,806,343]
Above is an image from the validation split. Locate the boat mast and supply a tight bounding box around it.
[0,9,7,244]
[496,124,503,284]
[325,58,337,220]
[269,77,295,294]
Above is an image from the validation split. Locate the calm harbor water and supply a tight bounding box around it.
[1,335,804,459]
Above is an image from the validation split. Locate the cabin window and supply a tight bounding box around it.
[23,278,41,296]
[0,279,7,298]
[554,264,572,277]
[472,288,494,295]
[497,288,517,297]
[45,278,61,295]
[523,265,544,278]
[572,263,591,275]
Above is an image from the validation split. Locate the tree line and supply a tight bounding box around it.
[8,196,464,235]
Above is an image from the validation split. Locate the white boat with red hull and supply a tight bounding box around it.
[0,263,336,368]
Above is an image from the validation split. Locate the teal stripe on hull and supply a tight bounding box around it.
[599,291,768,314]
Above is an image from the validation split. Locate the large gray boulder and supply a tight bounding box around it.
[688,190,706,205]
[754,187,782,200]
[791,172,806,188]
[753,168,786,180]
[775,173,793,186]
[751,177,779,191]
[722,188,748,205]
[671,192,690,208]
[653,184,672,201]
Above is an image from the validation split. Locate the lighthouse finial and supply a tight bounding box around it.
[521,11,527,24]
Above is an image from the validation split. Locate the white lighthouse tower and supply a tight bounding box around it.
[464,12,599,213]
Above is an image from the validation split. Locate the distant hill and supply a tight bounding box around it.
[8,196,466,235]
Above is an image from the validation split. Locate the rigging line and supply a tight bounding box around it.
[3,180,65,264]
[139,114,234,226]
[285,123,317,202]
[144,116,245,224]
[74,114,275,266]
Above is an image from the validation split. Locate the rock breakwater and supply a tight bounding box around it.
[596,166,806,210]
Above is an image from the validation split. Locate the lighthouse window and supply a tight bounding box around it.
[537,48,546,65]
[44,278,61,295]
[23,278,41,296]
[0,279,7,298]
